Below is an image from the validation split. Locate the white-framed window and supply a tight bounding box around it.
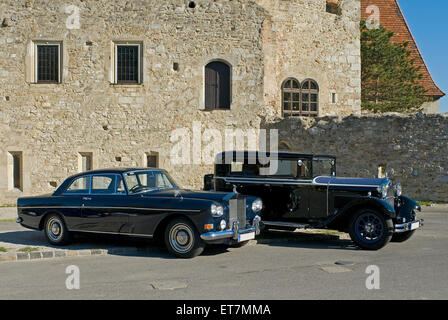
[111,41,143,84]
[78,152,93,172]
[33,41,63,83]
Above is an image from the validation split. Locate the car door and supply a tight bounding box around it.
[59,175,91,230]
[81,174,130,233]
[276,158,311,220]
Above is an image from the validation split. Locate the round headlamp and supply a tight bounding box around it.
[378,184,388,198]
[251,199,263,213]
[219,219,227,231]
[211,204,224,217]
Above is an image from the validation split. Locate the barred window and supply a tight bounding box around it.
[35,43,61,83]
[117,45,139,83]
[113,42,142,84]
[282,78,319,117]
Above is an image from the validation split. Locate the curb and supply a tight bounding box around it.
[0,246,160,263]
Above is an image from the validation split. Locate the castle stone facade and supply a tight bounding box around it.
[1,0,362,204]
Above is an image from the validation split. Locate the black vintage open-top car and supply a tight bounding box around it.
[16,168,262,258]
[205,151,423,250]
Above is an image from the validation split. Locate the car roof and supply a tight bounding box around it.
[68,168,164,179]
[53,168,167,196]
[76,167,164,176]
[215,151,335,161]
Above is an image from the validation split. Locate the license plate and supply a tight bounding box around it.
[238,232,255,242]
[410,221,420,230]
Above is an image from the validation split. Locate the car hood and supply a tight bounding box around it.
[314,176,390,187]
[140,189,234,202]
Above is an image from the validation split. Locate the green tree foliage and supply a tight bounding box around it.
[361,21,427,113]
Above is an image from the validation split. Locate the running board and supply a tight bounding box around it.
[261,221,310,229]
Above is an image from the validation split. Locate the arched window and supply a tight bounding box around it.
[282,78,319,117]
[205,61,231,110]
[282,78,300,117]
[301,79,319,116]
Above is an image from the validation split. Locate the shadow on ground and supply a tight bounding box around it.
[0,229,230,259]
[257,229,359,251]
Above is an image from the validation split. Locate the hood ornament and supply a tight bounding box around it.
[233,184,239,194]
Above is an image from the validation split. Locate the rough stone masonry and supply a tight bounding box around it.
[263,113,448,202]
[0,0,445,203]
[0,0,363,204]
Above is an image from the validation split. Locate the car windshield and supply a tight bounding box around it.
[313,157,336,177]
[123,170,177,194]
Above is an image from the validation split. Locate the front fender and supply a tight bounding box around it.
[327,197,396,230]
[395,195,421,221]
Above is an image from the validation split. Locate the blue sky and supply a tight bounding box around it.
[398,1,447,113]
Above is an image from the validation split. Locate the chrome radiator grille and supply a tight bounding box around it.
[229,197,247,228]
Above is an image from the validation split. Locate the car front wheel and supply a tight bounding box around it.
[348,209,393,250]
[164,218,205,258]
[44,214,70,246]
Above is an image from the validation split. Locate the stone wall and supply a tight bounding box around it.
[258,0,362,117]
[263,113,448,202]
[0,0,361,204]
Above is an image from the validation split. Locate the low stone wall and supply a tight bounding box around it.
[263,113,448,202]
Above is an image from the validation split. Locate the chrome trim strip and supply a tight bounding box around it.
[215,176,382,188]
[20,206,201,213]
[70,229,153,238]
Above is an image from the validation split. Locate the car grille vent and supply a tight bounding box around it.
[229,196,247,228]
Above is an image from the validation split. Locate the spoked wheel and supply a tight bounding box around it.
[349,209,393,250]
[164,218,205,258]
[44,214,70,245]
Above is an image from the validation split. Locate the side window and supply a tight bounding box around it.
[65,176,90,194]
[91,175,116,194]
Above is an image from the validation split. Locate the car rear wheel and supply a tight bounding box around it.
[44,214,70,246]
[391,230,415,243]
[164,218,205,258]
[348,209,393,250]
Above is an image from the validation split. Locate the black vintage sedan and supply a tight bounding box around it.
[16,168,262,258]
[205,151,424,250]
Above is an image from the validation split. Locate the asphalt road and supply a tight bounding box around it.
[0,207,446,300]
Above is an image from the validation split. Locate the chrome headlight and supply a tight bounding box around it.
[378,184,388,199]
[211,204,224,217]
[251,199,263,213]
[394,183,402,197]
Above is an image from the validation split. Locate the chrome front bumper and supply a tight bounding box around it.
[201,216,261,241]
[394,219,424,233]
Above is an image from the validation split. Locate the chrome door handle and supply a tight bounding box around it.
[82,197,92,201]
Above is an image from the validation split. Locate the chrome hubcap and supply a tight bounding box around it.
[47,218,62,241]
[169,224,193,254]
